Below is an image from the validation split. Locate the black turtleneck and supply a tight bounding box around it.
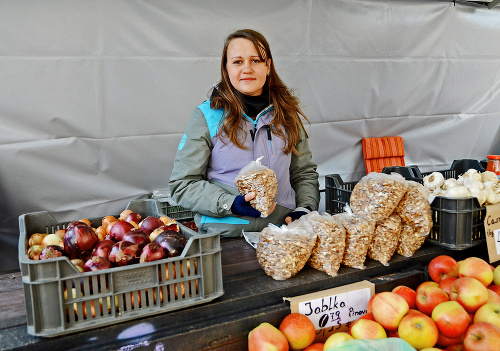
[237,91,270,118]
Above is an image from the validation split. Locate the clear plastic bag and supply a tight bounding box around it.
[301,212,346,277]
[394,180,433,236]
[350,172,408,222]
[256,223,317,280]
[397,224,427,257]
[234,156,278,218]
[368,213,402,266]
[334,207,375,270]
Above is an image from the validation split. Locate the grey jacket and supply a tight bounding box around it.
[169,99,319,237]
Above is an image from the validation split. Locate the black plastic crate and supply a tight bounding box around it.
[324,173,486,250]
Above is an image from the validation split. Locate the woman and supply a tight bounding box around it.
[169,29,319,237]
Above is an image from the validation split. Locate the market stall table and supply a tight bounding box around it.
[0,237,489,351]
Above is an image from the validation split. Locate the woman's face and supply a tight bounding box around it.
[226,38,270,96]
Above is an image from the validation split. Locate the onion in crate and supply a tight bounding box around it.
[140,243,166,263]
[84,256,112,271]
[150,227,185,244]
[155,233,185,258]
[139,216,164,235]
[63,221,99,260]
[91,239,116,260]
[39,245,67,260]
[108,241,139,266]
[109,221,135,242]
[122,229,150,251]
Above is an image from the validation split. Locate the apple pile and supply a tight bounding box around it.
[346,255,500,351]
[248,255,500,351]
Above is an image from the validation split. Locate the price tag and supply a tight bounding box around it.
[485,203,500,263]
[283,281,374,342]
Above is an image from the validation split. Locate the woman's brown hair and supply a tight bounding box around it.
[210,29,309,155]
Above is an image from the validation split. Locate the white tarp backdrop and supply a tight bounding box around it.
[1,0,500,272]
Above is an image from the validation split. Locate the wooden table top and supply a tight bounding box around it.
[0,238,489,351]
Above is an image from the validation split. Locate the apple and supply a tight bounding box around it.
[429,255,459,283]
[366,294,376,313]
[436,332,464,348]
[463,322,500,351]
[278,313,315,350]
[348,312,374,335]
[392,285,417,309]
[431,301,469,338]
[488,284,500,296]
[323,332,353,349]
[445,344,465,351]
[494,265,500,286]
[458,257,493,287]
[350,319,387,340]
[419,348,442,351]
[416,285,449,316]
[449,277,489,314]
[473,302,500,329]
[371,291,409,331]
[439,276,457,296]
[487,289,500,304]
[248,322,289,351]
[303,343,324,351]
[398,312,439,350]
[417,281,440,293]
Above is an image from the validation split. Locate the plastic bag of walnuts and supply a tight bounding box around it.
[396,224,427,257]
[256,223,317,280]
[333,208,375,270]
[301,211,346,277]
[394,180,433,237]
[368,213,402,266]
[350,172,408,222]
[234,156,278,218]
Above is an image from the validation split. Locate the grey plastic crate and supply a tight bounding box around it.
[18,199,223,337]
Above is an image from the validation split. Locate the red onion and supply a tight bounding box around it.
[63,221,99,260]
[125,212,142,224]
[109,221,135,242]
[150,226,185,244]
[84,256,112,271]
[39,245,67,260]
[140,243,166,263]
[155,233,185,258]
[139,216,164,234]
[109,241,139,266]
[91,239,115,260]
[122,229,150,250]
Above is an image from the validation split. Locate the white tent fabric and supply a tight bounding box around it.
[1,0,500,272]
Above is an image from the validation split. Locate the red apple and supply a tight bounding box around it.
[431,300,469,338]
[303,343,324,351]
[436,332,464,348]
[350,319,387,340]
[398,312,439,350]
[449,277,489,314]
[463,322,500,351]
[417,281,440,293]
[278,313,316,351]
[445,344,465,351]
[323,332,353,349]
[371,291,409,331]
[348,312,374,335]
[439,276,458,296]
[487,289,500,304]
[416,285,449,316]
[488,284,500,296]
[392,285,417,309]
[429,255,459,283]
[366,294,376,313]
[248,322,289,351]
[459,257,494,287]
[473,302,500,329]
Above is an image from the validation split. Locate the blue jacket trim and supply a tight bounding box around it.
[200,215,250,225]
[178,134,187,150]
[198,100,223,139]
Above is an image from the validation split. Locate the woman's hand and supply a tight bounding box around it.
[231,192,261,217]
[284,207,310,224]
